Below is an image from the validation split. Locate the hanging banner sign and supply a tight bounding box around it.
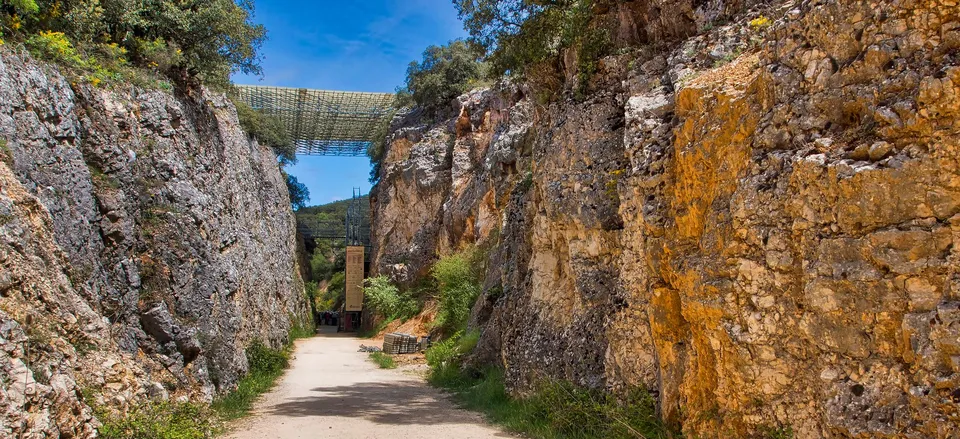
[344,246,365,311]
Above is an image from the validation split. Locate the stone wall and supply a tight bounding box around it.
[369,0,960,437]
[0,50,310,437]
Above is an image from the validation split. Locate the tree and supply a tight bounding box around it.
[3,0,266,87]
[285,174,309,210]
[235,100,296,165]
[395,40,485,114]
[453,0,606,79]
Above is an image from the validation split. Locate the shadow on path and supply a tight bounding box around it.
[264,381,487,427]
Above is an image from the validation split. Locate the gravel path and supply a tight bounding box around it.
[222,327,511,439]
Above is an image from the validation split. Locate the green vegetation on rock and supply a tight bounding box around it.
[395,40,485,114]
[454,0,610,85]
[235,99,297,165]
[96,401,220,439]
[363,275,419,322]
[431,247,484,336]
[212,341,292,420]
[425,332,673,439]
[1,0,265,88]
[284,173,310,210]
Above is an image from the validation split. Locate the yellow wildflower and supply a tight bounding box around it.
[749,16,772,30]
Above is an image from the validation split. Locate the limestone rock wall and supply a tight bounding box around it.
[369,0,960,437]
[0,50,310,437]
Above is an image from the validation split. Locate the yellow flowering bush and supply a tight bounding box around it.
[26,31,86,67]
[750,15,772,30]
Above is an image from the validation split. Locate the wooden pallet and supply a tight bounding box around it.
[383,333,419,354]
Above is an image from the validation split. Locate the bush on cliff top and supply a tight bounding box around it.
[1,0,265,88]
[395,40,486,114]
[454,0,610,81]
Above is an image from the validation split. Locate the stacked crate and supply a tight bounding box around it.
[382,333,419,354]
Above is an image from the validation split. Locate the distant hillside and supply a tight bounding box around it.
[296,196,370,250]
[297,195,369,221]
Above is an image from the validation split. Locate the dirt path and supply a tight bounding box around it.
[222,327,511,439]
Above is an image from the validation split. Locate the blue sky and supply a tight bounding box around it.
[234,0,466,205]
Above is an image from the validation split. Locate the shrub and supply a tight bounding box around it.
[395,40,485,114]
[431,248,483,335]
[287,312,315,341]
[26,31,84,67]
[284,173,309,210]
[133,37,185,72]
[96,401,220,439]
[425,331,467,385]
[6,0,38,15]
[366,110,396,184]
[427,365,673,439]
[749,15,772,31]
[368,352,397,369]
[363,275,419,320]
[454,0,609,83]
[324,271,346,305]
[3,0,265,87]
[235,100,297,165]
[245,341,289,375]
[309,241,338,280]
[212,341,289,420]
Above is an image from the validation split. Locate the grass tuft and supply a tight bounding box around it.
[368,351,397,369]
[211,341,290,420]
[425,331,674,439]
[96,401,220,439]
[434,368,673,439]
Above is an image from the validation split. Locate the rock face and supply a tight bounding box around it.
[370,0,960,437]
[0,50,310,436]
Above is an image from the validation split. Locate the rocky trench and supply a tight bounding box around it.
[0,50,310,437]
[369,0,960,437]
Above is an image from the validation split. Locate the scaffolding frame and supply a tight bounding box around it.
[236,85,395,156]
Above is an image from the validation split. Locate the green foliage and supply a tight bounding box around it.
[0,138,11,166]
[2,0,265,87]
[212,341,290,420]
[298,196,368,217]
[287,312,315,341]
[425,331,467,384]
[296,196,369,244]
[99,338,301,436]
[518,170,533,193]
[749,15,772,31]
[454,0,610,84]
[234,100,297,165]
[395,40,485,114]
[368,352,397,369]
[309,239,344,281]
[431,248,483,335]
[96,401,220,439]
[363,275,419,321]
[323,271,346,309]
[26,31,84,66]
[366,110,395,183]
[761,425,794,439]
[6,0,39,15]
[425,324,673,438]
[430,366,672,439]
[285,173,309,211]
